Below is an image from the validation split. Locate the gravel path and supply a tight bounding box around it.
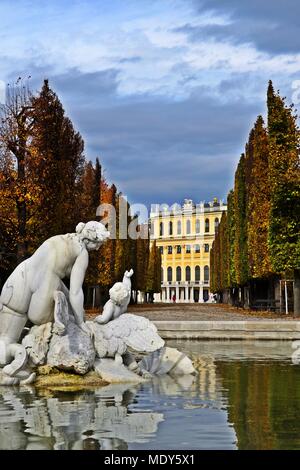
[86,302,296,321]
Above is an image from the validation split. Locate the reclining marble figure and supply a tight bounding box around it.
[0,221,110,384]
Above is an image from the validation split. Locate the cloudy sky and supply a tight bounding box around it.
[1,0,300,208]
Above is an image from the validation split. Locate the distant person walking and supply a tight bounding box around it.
[172,294,176,303]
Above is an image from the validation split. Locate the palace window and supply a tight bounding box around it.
[160,222,164,236]
[204,265,209,281]
[215,218,219,232]
[159,246,164,254]
[186,219,191,234]
[195,244,200,253]
[195,219,200,234]
[185,266,191,282]
[177,245,181,254]
[186,245,191,254]
[168,246,173,254]
[204,244,209,253]
[176,266,182,282]
[150,222,154,236]
[167,267,173,282]
[177,220,181,235]
[169,221,173,236]
[205,218,210,233]
[195,265,200,281]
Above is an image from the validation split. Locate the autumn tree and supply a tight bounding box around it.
[0,80,36,264]
[97,180,117,288]
[145,240,161,301]
[267,81,300,315]
[30,79,85,243]
[246,116,272,279]
[135,236,149,293]
[233,154,249,287]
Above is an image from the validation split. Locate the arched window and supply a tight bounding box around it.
[205,218,210,233]
[177,220,181,235]
[195,265,200,281]
[186,220,191,234]
[215,217,219,232]
[167,267,172,282]
[160,222,164,236]
[185,266,191,282]
[161,268,164,282]
[195,219,200,234]
[169,221,173,235]
[204,265,209,281]
[176,266,181,282]
[195,244,200,253]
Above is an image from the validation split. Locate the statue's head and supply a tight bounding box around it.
[109,282,130,305]
[76,221,110,251]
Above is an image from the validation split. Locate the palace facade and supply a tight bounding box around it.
[149,198,227,303]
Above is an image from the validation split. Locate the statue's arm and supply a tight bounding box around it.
[95,300,115,324]
[122,269,133,292]
[69,249,89,327]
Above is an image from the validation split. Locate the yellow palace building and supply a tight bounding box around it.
[149,198,227,303]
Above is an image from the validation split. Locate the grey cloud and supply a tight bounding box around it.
[4,66,269,208]
[181,0,300,54]
[119,56,142,64]
[66,79,262,206]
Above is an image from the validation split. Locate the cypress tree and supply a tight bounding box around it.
[30,79,85,243]
[233,154,249,286]
[246,116,272,278]
[227,190,237,288]
[267,81,300,314]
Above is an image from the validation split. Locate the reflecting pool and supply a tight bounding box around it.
[0,340,299,450]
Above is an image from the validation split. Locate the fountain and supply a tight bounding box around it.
[0,221,195,386]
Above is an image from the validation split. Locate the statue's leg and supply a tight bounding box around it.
[0,304,28,369]
[27,274,62,325]
[2,343,27,376]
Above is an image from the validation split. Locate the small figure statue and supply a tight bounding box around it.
[94,269,134,325]
[0,221,110,383]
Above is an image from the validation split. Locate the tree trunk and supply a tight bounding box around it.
[294,269,300,317]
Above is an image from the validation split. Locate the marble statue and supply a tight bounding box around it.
[94,269,134,324]
[0,221,110,384]
[0,222,195,386]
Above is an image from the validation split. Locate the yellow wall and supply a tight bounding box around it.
[150,203,226,287]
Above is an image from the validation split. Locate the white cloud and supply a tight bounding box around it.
[0,0,299,103]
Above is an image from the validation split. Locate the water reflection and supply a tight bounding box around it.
[0,383,165,450]
[1,341,299,450]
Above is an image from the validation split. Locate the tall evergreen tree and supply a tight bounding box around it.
[30,79,85,244]
[246,116,272,278]
[267,81,300,315]
[227,190,237,288]
[146,240,161,298]
[233,154,249,286]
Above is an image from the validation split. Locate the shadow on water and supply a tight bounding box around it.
[0,340,300,450]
